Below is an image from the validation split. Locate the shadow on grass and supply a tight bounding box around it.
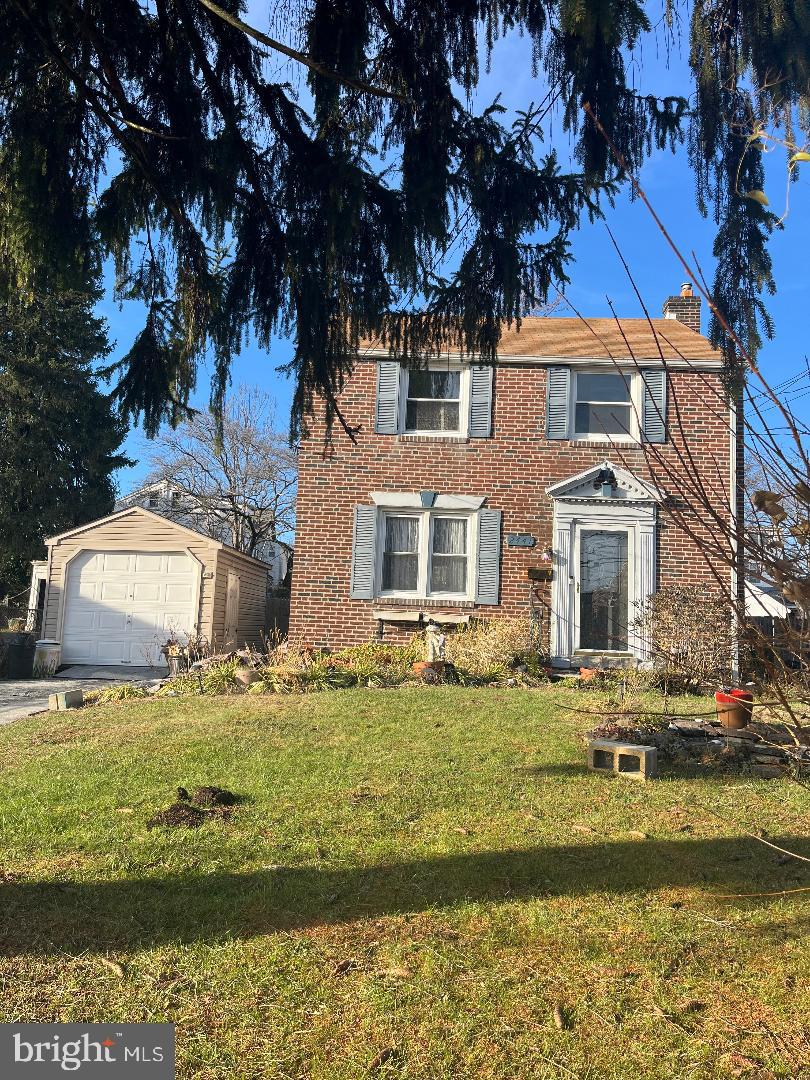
[2,835,808,955]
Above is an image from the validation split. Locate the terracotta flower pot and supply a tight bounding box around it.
[715,689,754,730]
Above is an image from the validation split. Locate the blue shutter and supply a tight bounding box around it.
[350,506,377,599]
[475,509,502,605]
[374,361,401,434]
[468,365,494,438]
[641,369,667,443]
[546,366,570,439]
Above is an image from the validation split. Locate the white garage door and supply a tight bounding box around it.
[62,550,198,665]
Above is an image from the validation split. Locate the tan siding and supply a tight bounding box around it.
[211,549,269,650]
[43,510,218,642]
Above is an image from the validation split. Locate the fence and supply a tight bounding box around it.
[266,587,290,637]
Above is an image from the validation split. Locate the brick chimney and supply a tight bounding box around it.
[662,282,701,333]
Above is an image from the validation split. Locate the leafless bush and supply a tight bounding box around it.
[634,586,736,692]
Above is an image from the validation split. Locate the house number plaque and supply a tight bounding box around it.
[507,534,536,548]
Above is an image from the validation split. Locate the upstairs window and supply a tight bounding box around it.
[405,370,461,433]
[574,371,635,440]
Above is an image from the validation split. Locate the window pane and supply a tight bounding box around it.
[383,553,418,591]
[577,372,631,403]
[432,517,467,555]
[579,530,628,650]
[383,516,419,592]
[575,403,632,436]
[431,556,467,593]
[407,370,460,400]
[405,400,460,431]
[384,517,418,553]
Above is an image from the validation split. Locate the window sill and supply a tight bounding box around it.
[397,433,470,444]
[374,596,475,609]
[563,438,641,448]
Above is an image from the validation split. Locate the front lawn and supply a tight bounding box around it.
[0,687,808,1078]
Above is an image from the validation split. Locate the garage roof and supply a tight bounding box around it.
[45,506,273,570]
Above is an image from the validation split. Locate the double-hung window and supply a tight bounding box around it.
[404,370,462,434]
[382,516,420,592]
[573,371,636,440]
[380,512,471,598]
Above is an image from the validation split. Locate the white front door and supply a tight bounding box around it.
[550,499,656,666]
[62,550,198,665]
[573,524,634,654]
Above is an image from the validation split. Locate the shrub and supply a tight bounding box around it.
[444,617,544,679]
[633,586,735,691]
[87,683,148,705]
[201,658,241,695]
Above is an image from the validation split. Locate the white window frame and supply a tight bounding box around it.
[570,368,642,443]
[376,510,476,600]
[399,364,471,436]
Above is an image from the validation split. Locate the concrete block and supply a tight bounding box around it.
[587,739,658,781]
[48,689,84,711]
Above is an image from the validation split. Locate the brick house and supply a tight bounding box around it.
[289,285,734,667]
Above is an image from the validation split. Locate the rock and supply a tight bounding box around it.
[234,666,262,687]
[751,751,786,764]
[720,734,757,746]
[751,764,784,779]
[717,727,760,741]
[669,720,711,735]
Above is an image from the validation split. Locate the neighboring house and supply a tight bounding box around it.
[30,506,271,666]
[116,480,290,587]
[290,284,735,667]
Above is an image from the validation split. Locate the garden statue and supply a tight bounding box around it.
[425,619,446,663]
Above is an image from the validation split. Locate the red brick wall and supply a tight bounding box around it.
[290,361,733,649]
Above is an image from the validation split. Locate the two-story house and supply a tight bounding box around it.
[289,285,734,667]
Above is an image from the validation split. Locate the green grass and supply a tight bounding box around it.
[0,687,808,1079]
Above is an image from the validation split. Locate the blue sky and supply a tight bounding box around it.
[105,13,810,493]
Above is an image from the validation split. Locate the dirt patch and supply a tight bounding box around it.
[191,785,239,807]
[146,802,206,830]
[145,785,242,829]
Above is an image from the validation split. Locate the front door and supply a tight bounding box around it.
[574,527,631,653]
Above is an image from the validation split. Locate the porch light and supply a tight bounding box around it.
[593,467,617,498]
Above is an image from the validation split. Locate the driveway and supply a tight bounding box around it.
[0,666,164,725]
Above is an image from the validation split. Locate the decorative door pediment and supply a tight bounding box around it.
[545,460,664,504]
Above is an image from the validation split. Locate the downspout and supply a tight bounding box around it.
[43,542,54,641]
[729,385,745,683]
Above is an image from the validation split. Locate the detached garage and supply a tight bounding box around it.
[38,507,270,666]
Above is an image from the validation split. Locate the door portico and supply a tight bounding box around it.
[547,462,663,667]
